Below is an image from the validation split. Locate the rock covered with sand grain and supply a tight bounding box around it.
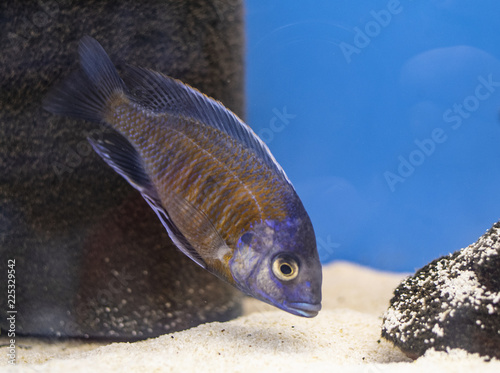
[382,221,500,359]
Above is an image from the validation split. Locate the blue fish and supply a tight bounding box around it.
[43,36,322,317]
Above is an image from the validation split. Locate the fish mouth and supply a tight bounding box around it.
[284,301,321,318]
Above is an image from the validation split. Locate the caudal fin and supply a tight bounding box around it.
[43,36,125,122]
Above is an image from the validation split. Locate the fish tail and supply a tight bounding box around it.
[43,36,125,123]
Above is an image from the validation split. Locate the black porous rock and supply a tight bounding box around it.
[382,221,500,360]
[0,0,244,340]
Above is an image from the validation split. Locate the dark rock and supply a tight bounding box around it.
[0,0,244,339]
[382,221,500,359]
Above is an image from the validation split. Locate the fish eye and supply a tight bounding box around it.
[272,255,299,281]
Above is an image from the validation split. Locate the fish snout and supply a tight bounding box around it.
[283,301,322,317]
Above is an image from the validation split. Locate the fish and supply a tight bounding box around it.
[43,36,322,317]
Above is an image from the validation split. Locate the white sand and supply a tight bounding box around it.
[1,261,499,372]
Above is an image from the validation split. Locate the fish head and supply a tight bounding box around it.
[229,218,322,317]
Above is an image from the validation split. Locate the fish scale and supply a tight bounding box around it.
[111,98,292,242]
[43,36,322,318]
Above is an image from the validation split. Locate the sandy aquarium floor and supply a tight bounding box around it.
[1,261,499,372]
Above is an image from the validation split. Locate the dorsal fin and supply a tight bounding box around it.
[120,66,292,185]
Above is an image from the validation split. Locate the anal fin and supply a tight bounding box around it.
[88,132,207,269]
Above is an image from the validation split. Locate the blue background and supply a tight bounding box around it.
[245,0,500,272]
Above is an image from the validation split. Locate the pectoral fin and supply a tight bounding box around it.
[142,194,207,269]
[121,65,292,186]
[164,188,231,265]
